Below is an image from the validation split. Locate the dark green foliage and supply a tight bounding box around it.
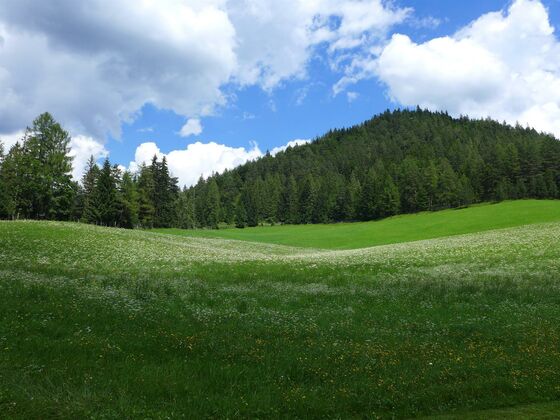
[150,156,179,228]
[234,196,247,228]
[81,156,100,223]
[183,109,560,228]
[92,159,119,226]
[205,179,221,229]
[137,164,156,228]
[0,142,8,218]
[2,109,560,229]
[119,171,140,229]
[0,113,76,220]
[175,188,196,229]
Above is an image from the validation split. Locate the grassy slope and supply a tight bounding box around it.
[1,219,560,418]
[153,200,560,249]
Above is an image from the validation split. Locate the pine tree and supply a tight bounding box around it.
[21,113,75,220]
[241,182,259,227]
[205,178,221,229]
[234,196,247,228]
[436,159,459,208]
[119,171,139,228]
[175,188,196,229]
[359,169,379,220]
[92,159,119,226]
[81,156,100,223]
[377,175,400,218]
[281,175,299,224]
[137,163,155,228]
[0,141,7,218]
[299,174,318,224]
[0,142,25,219]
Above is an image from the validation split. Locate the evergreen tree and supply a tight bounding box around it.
[175,188,196,229]
[359,169,379,220]
[234,196,247,228]
[136,164,155,228]
[205,178,221,229]
[92,159,119,226]
[280,175,299,224]
[299,174,318,224]
[18,113,75,220]
[0,142,26,219]
[0,142,8,218]
[81,156,100,223]
[119,171,139,228]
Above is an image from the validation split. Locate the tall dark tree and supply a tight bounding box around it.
[14,113,75,220]
[280,175,299,224]
[205,178,221,229]
[234,196,247,228]
[92,159,119,226]
[175,188,196,229]
[81,156,100,223]
[136,163,155,228]
[119,171,139,228]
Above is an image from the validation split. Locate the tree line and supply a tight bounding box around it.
[0,113,180,228]
[1,109,559,229]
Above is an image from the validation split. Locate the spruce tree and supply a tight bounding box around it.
[0,142,7,218]
[175,188,196,229]
[22,113,75,220]
[205,178,221,229]
[137,163,155,228]
[81,156,100,223]
[234,196,247,228]
[93,159,119,226]
[281,175,299,224]
[119,171,139,228]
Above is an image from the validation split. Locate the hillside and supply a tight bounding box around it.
[1,217,560,417]
[154,200,560,249]
[185,109,560,229]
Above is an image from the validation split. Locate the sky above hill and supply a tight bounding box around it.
[1,0,559,186]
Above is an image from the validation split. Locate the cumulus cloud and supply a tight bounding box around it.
[0,0,410,140]
[0,130,24,150]
[375,0,560,138]
[129,137,313,187]
[270,139,311,156]
[179,118,203,137]
[68,136,108,181]
[0,0,236,139]
[129,141,262,188]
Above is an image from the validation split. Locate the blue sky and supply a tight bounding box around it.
[1,0,559,186]
[114,1,518,154]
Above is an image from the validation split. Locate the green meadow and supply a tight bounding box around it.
[154,200,560,249]
[1,200,560,418]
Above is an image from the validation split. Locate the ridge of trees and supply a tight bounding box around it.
[1,109,559,229]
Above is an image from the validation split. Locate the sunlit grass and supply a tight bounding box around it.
[1,212,560,418]
[154,200,560,249]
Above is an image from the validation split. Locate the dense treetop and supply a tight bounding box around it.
[1,109,559,229]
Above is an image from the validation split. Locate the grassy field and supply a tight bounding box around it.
[153,200,560,249]
[1,201,560,418]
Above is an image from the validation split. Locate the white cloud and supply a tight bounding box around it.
[347,91,359,102]
[375,0,560,138]
[129,141,262,187]
[270,139,311,156]
[0,0,410,139]
[68,136,108,181]
[129,137,313,187]
[179,118,203,137]
[0,130,24,150]
[0,0,236,139]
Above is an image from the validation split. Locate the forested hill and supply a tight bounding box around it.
[1,109,559,230]
[189,109,560,228]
